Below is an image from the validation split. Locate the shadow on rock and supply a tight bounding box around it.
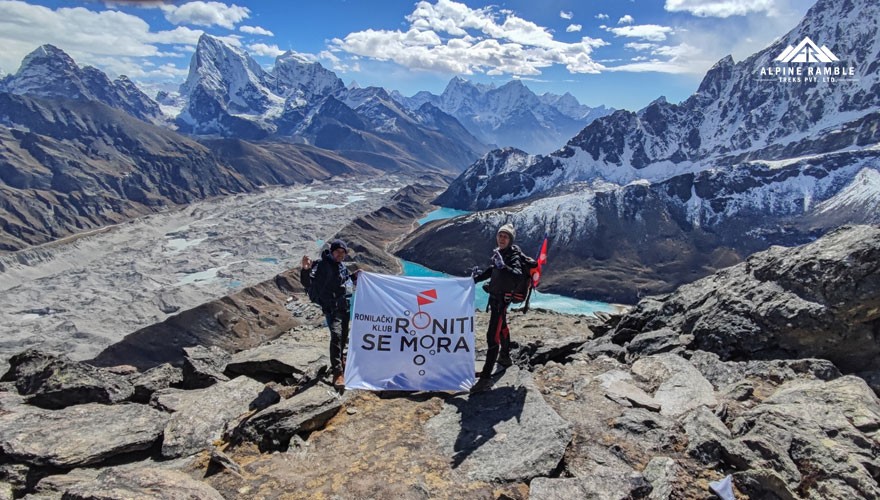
[446,386,527,468]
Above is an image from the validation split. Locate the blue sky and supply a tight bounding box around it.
[0,0,814,111]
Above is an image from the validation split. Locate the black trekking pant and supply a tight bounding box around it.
[479,294,511,379]
[325,308,350,376]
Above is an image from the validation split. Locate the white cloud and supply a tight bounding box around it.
[332,0,608,77]
[605,24,674,42]
[247,43,283,57]
[625,42,658,51]
[608,42,706,73]
[560,10,573,20]
[86,55,189,80]
[618,15,634,24]
[160,1,249,29]
[0,1,201,76]
[595,13,609,20]
[605,60,693,73]
[664,0,778,18]
[566,24,582,33]
[240,25,274,37]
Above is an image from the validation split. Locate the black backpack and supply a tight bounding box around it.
[509,252,538,304]
[305,260,326,305]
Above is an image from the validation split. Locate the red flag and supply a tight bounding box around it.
[416,289,438,306]
[531,235,549,288]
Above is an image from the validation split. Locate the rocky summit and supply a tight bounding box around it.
[0,224,878,499]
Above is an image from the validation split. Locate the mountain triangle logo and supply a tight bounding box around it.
[774,37,839,64]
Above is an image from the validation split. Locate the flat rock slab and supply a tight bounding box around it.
[530,466,652,500]
[425,367,572,482]
[632,353,716,417]
[161,376,266,458]
[62,467,224,500]
[225,337,327,379]
[605,380,660,411]
[0,403,168,468]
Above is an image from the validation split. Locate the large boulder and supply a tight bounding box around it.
[0,403,168,468]
[234,383,343,451]
[718,376,880,498]
[612,225,880,372]
[0,349,133,409]
[224,336,328,382]
[160,376,265,458]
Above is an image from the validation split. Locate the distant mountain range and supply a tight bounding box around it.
[393,77,612,155]
[399,0,880,303]
[0,31,613,252]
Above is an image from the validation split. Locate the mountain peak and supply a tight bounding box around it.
[15,44,78,76]
[272,49,344,100]
[276,50,312,65]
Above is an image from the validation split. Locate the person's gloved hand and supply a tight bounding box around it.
[492,248,505,269]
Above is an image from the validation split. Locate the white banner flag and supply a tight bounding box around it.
[344,272,475,392]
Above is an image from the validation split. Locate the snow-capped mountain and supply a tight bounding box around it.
[2,45,163,124]
[175,34,487,172]
[395,77,613,155]
[401,0,880,303]
[274,51,345,101]
[177,35,282,138]
[401,148,880,303]
[538,92,611,122]
[440,0,879,209]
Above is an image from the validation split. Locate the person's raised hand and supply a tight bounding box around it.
[492,248,505,269]
[301,255,311,269]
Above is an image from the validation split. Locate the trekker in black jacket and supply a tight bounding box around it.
[471,223,523,392]
[300,239,356,388]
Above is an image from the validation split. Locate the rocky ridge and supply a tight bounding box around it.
[0,91,384,252]
[1,45,163,124]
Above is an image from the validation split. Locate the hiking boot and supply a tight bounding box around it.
[470,376,493,393]
[497,355,513,368]
[333,374,345,387]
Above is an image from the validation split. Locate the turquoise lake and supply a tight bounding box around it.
[402,206,618,316]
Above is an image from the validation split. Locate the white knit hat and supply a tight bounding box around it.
[497,223,516,241]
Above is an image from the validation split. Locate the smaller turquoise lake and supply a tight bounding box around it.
[402,207,618,316]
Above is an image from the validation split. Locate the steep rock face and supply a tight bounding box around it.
[613,225,880,372]
[439,0,880,207]
[4,45,163,124]
[0,92,254,251]
[177,34,280,137]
